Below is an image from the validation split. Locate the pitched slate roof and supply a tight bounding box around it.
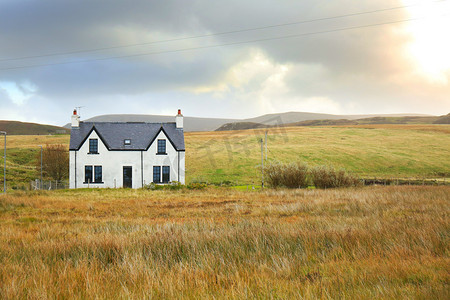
[69,122,185,151]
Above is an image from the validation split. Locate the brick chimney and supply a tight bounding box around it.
[176,109,183,129]
[71,109,80,128]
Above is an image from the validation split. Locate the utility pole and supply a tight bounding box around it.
[261,138,264,189]
[0,131,6,194]
[265,130,268,160]
[38,145,43,190]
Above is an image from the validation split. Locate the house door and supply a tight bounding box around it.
[123,166,132,188]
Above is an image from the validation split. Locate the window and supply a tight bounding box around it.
[162,166,170,183]
[85,166,93,183]
[94,166,102,183]
[89,139,98,154]
[124,139,131,145]
[157,139,166,154]
[85,165,102,184]
[153,166,161,183]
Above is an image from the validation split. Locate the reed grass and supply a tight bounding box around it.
[0,186,448,299]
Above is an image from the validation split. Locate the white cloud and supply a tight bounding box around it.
[0,81,37,106]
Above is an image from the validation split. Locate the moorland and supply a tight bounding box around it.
[1,124,450,188]
[0,124,449,299]
[0,186,449,299]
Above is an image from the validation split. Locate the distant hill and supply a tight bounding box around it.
[215,122,267,131]
[356,116,440,125]
[64,112,433,132]
[433,113,450,124]
[64,114,239,132]
[216,115,442,131]
[0,120,70,135]
[241,112,431,125]
[216,119,357,131]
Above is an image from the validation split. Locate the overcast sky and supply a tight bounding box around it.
[0,0,449,126]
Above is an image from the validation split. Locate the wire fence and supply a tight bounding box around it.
[0,176,445,192]
[361,177,448,186]
[30,180,69,190]
[189,176,449,188]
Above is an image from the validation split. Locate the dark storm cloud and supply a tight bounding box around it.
[0,0,258,98]
[0,0,449,125]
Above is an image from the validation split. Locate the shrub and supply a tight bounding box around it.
[143,181,183,191]
[165,181,183,190]
[186,182,208,190]
[264,161,309,188]
[221,180,233,186]
[264,161,283,188]
[311,165,360,188]
[143,182,163,190]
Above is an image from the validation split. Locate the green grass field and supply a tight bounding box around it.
[0,124,449,188]
[186,125,450,185]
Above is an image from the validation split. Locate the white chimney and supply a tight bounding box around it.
[176,109,183,129]
[71,109,80,127]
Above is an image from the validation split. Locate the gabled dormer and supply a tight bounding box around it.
[69,120,185,152]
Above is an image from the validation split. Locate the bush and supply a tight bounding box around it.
[166,181,183,190]
[186,182,208,190]
[264,161,309,188]
[143,183,162,190]
[311,165,360,188]
[264,161,283,188]
[282,161,309,188]
[143,181,183,191]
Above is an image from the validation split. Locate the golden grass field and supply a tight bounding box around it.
[0,186,449,299]
[0,125,449,298]
[1,124,450,188]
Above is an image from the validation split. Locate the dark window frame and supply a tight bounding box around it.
[84,166,93,184]
[153,166,161,183]
[94,166,103,183]
[157,139,166,154]
[162,166,170,183]
[89,139,98,154]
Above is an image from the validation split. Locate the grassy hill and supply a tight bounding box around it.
[217,115,443,131]
[0,120,70,135]
[2,124,449,189]
[0,135,70,189]
[192,124,450,184]
[216,122,268,131]
[433,113,450,124]
[68,112,434,132]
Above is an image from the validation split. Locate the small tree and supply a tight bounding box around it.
[37,144,69,181]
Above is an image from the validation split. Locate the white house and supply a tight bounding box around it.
[69,110,185,189]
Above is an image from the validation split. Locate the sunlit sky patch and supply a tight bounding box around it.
[0,0,449,125]
[404,0,450,84]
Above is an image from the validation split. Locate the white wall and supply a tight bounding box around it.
[143,130,185,185]
[69,129,185,189]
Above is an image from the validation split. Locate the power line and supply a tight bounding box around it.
[0,15,445,71]
[0,0,446,63]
